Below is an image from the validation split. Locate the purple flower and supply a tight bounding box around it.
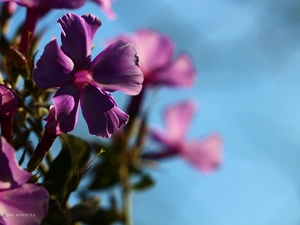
[33,13,143,138]
[149,100,222,173]
[108,29,196,88]
[0,137,49,225]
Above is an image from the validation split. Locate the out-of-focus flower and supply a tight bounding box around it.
[147,100,222,173]
[3,0,116,18]
[0,137,49,225]
[2,0,116,52]
[1,2,17,18]
[0,84,18,144]
[90,0,116,19]
[34,13,143,138]
[108,29,196,88]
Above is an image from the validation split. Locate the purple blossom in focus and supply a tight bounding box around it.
[34,13,143,138]
[150,100,222,173]
[0,137,49,225]
[108,29,196,88]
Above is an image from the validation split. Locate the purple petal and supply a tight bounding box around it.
[181,134,222,173]
[90,0,116,19]
[44,106,63,136]
[52,82,80,133]
[90,40,143,95]
[5,0,86,9]
[34,38,74,89]
[150,54,196,87]
[131,29,174,75]
[0,184,49,225]
[3,0,38,7]
[0,137,30,190]
[80,84,129,137]
[149,127,175,147]
[47,0,85,9]
[58,13,102,69]
[164,100,197,141]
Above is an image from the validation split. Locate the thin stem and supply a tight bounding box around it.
[120,161,132,225]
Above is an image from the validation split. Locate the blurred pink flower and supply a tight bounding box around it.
[0,137,49,225]
[148,100,222,173]
[108,29,196,88]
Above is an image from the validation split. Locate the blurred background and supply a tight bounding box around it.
[8,0,300,224]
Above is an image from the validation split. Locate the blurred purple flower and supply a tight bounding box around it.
[0,85,18,144]
[3,0,116,19]
[33,13,143,138]
[2,0,116,52]
[108,29,196,88]
[0,137,49,225]
[90,0,116,19]
[149,100,222,173]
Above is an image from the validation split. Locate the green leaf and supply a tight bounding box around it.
[88,162,119,190]
[131,173,154,191]
[44,134,91,202]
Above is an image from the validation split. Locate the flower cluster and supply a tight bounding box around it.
[0,0,223,224]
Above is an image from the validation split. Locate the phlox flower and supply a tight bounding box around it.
[33,13,143,138]
[0,137,49,225]
[150,100,222,173]
[108,29,196,88]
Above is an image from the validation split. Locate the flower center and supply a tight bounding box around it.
[74,70,92,89]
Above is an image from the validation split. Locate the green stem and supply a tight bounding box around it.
[120,161,132,225]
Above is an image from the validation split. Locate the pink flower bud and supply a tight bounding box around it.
[0,84,18,144]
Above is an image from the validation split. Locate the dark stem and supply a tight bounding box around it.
[1,115,14,144]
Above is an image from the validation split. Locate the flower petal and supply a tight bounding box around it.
[44,106,63,136]
[131,29,174,75]
[149,127,174,147]
[181,134,222,173]
[52,82,80,133]
[80,84,129,137]
[0,137,30,190]
[0,184,49,225]
[3,0,38,7]
[58,13,102,69]
[90,0,116,19]
[90,40,143,95]
[164,100,197,141]
[48,0,85,9]
[33,38,74,89]
[150,54,196,87]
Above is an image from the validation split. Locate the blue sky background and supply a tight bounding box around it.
[8,0,300,224]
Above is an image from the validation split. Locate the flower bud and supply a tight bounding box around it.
[0,84,18,144]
